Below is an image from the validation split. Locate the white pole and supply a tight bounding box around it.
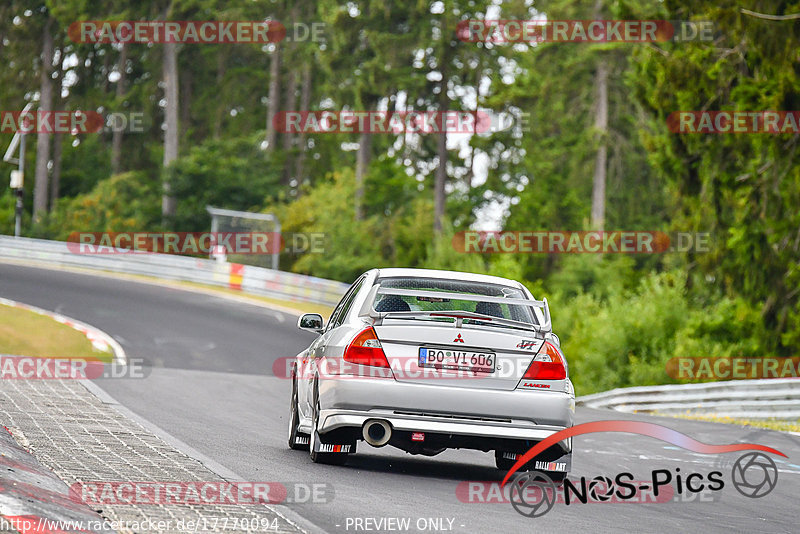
[272,219,280,271]
[14,133,26,237]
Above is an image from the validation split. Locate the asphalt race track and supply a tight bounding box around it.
[1,262,798,534]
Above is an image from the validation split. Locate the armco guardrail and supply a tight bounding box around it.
[0,236,348,308]
[577,378,800,420]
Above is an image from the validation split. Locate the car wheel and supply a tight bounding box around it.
[309,384,349,466]
[288,372,309,451]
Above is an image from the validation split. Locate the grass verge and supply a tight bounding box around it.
[0,303,113,362]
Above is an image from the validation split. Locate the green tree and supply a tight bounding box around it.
[630,0,800,353]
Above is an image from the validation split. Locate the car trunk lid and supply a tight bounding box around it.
[373,322,545,391]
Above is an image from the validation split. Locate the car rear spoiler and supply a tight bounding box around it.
[357,285,552,333]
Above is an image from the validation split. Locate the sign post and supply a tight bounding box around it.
[206,205,281,270]
[4,102,33,237]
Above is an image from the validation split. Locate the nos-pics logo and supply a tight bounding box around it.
[502,421,783,518]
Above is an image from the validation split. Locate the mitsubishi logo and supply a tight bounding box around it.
[453,333,465,343]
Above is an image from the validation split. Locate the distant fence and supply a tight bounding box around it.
[0,236,348,308]
[577,378,800,420]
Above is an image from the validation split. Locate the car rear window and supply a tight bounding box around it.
[375,276,539,325]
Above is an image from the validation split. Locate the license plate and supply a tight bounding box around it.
[418,347,495,373]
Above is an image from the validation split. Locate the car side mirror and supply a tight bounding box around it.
[298,313,324,334]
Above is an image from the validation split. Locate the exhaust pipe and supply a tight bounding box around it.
[362,419,392,447]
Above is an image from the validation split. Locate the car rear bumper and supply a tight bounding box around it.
[317,377,574,451]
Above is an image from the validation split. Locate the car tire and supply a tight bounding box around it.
[309,383,350,465]
[288,372,309,451]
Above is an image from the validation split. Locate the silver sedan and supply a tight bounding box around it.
[287,268,574,475]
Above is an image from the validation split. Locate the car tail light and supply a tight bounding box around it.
[522,341,566,380]
[343,327,391,368]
